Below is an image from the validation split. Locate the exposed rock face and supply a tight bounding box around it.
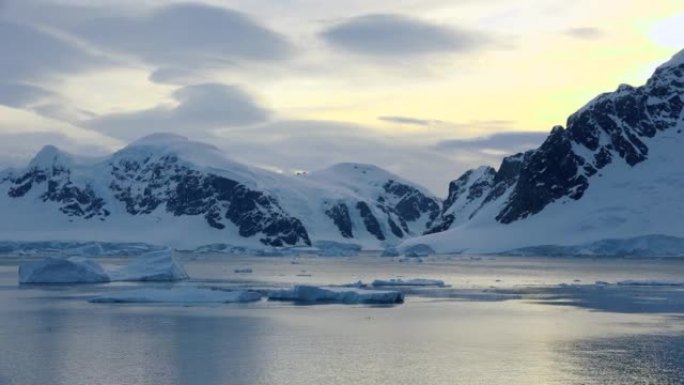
[430,51,684,231]
[0,136,440,247]
[325,203,353,238]
[7,148,109,220]
[108,153,310,247]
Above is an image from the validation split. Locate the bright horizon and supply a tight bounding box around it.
[0,0,683,195]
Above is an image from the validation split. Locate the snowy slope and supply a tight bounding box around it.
[402,49,684,254]
[0,134,440,249]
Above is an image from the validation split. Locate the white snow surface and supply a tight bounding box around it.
[504,235,684,257]
[401,123,684,254]
[0,134,438,250]
[442,166,496,227]
[108,249,189,282]
[268,285,404,304]
[19,257,110,284]
[90,287,262,304]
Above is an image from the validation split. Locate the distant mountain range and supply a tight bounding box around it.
[1,49,683,254]
[0,134,440,249]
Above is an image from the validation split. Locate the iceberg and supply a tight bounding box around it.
[381,246,400,257]
[371,278,447,288]
[109,248,189,282]
[61,243,105,257]
[268,285,404,304]
[91,287,262,304]
[402,244,435,258]
[314,241,362,257]
[19,257,110,284]
[0,241,162,257]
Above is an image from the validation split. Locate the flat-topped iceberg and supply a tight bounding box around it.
[91,287,262,304]
[268,285,404,304]
[109,248,189,282]
[371,278,447,288]
[19,257,110,284]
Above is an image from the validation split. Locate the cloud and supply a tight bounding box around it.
[563,27,604,40]
[83,83,271,140]
[148,66,203,85]
[321,14,489,56]
[378,116,439,126]
[0,131,115,169]
[0,82,54,108]
[211,119,461,194]
[0,20,110,81]
[434,131,547,154]
[66,3,292,69]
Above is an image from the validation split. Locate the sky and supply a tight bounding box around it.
[0,0,682,195]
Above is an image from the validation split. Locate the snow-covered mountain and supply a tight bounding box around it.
[405,49,684,254]
[0,133,440,249]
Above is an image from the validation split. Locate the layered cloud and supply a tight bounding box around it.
[83,83,270,140]
[321,14,489,56]
[563,27,604,40]
[434,131,547,155]
[0,82,54,108]
[65,3,292,69]
[212,120,461,194]
[378,116,438,126]
[0,20,110,81]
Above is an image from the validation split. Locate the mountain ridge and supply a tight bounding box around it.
[0,134,441,249]
[404,49,684,253]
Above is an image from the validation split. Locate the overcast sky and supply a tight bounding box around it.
[0,0,682,195]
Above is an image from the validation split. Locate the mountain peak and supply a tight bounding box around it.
[658,48,684,70]
[28,145,70,169]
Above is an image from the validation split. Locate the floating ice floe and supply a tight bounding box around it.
[615,279,684,287]
[19,257,110,284]
[268,285,404,304]
[381,247,400,257]
[402,244,435,258]
[314,241,362,257]
[371,278,447,288]
[109,248,189,282]
[90,287,262,304]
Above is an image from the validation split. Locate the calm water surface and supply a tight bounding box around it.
[2,254,684,385]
